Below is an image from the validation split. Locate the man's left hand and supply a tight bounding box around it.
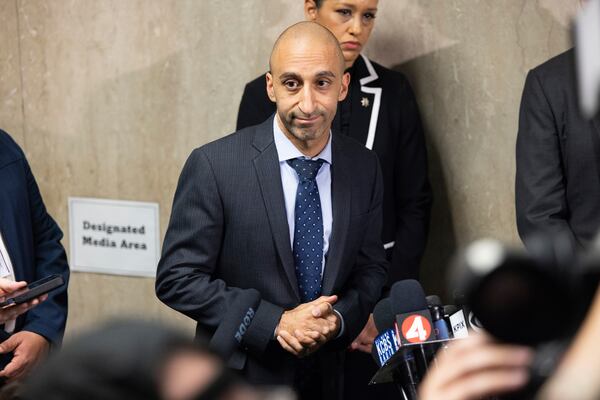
[0,331,49,381]
[349,314,377,353]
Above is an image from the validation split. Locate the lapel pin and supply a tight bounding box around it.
[361,97,370,108]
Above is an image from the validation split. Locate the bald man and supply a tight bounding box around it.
[156,22,387,399]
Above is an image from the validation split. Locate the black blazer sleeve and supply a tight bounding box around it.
[155,149,284,356]
[389,77,432,282]
[0,131,69,345]
[21,157,70,345]
[236,75,276,130]
[515,69,576,245]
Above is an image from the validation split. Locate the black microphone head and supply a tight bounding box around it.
[373,298,393,332]
[443,304,458,317]
[208,289,261,360]
[389,279,428,315]
[426,295,442,307]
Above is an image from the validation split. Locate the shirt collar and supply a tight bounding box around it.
[273,116,332,164]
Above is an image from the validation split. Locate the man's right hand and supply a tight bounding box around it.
[275,295,339,357]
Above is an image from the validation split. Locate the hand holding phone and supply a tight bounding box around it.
[0,275,64,309]
[0,281,41,325]
[0,275,63,324]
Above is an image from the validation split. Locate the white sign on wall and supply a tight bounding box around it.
[68,197,160,277]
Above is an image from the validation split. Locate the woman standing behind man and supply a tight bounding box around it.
[237,0,432,397]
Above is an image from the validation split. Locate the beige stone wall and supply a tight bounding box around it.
[0,0,580,336]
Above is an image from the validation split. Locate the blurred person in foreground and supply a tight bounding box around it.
[20,320,295,400]
[0,130,69,383]
[536,287,600,400]
[419,334,534,400]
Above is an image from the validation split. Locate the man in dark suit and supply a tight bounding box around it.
[516,49,600,248]
[238,3,430,397]
[0,130,69,381]
[156,22,387,399]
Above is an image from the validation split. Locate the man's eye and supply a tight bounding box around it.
[317,80,331,88]
[284,81,299,90]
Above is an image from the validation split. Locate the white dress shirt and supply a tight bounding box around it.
[273,117,345,335]
[273,118,333,276]
[0,232,16,332]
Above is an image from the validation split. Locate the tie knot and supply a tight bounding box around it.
[287,158,324,182]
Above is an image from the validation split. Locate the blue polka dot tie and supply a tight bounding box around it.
[287,158,325,302]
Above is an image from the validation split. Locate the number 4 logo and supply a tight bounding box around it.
[401,315,432,343]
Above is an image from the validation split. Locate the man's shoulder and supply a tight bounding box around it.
[0,130,25,169]
[194,119,270,160]
[193,131,247,159]
[531,49,574,81]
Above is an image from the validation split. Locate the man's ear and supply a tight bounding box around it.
[266,72,276,103]
[338,71,351,101]
[304,0,319,21]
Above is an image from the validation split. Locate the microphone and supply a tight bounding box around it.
[373,297,394,332]
[389,280,436,399]
[426,295,451,340]
[372,297,415,368]
[448,293,473,338]
[372,298,400,367]
[448,308,469,339]
[443,304,458,316]
[370,295,418,400]
[391,280,435,345]
[442,305,458,338]
[208,289,261,360]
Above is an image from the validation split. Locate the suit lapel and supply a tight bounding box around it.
[348,77,373,146]
[0,163,24,280]
[251,119,300,300]
[322,136,351,294]
[349,54,382,150]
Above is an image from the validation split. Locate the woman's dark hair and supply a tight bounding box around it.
[315,0,324,8]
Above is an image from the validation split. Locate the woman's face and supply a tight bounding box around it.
[305,0,379,69]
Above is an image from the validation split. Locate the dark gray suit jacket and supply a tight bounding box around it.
[516,49,600,248]
[156,117,388,393]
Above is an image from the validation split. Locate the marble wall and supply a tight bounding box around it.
[0,0,580,336]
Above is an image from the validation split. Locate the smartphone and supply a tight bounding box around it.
[0,274,64,308]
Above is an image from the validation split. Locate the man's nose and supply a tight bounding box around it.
[298,86,317,115]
